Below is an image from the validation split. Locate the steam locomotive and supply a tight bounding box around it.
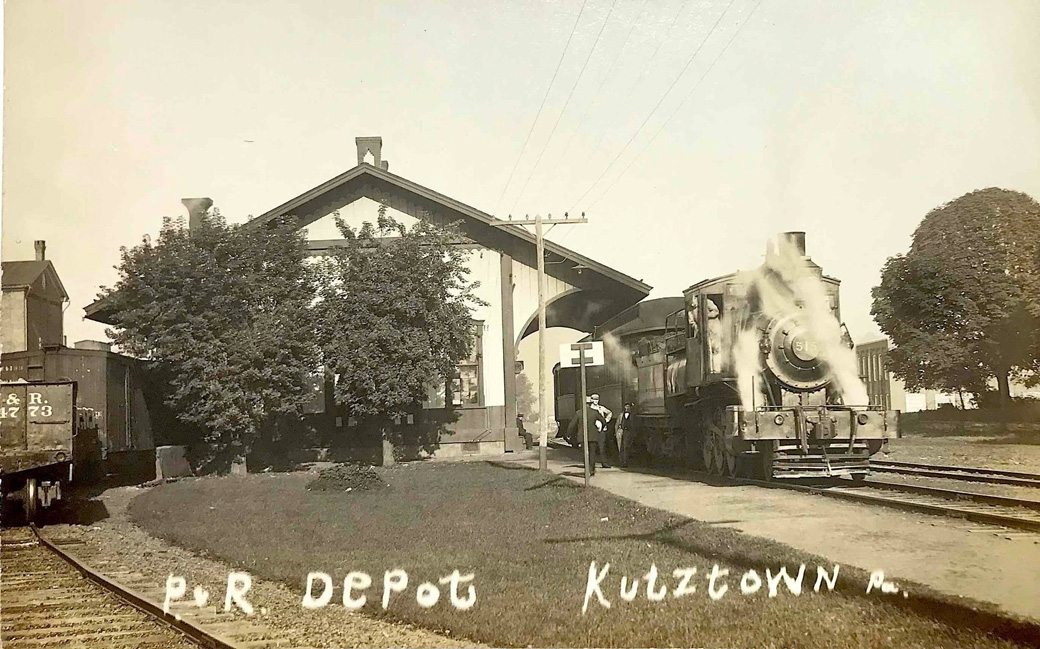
[554,232,899,480]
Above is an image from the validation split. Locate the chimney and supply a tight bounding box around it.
[356,136,389,170]
[34,240,46,261]
[182,198,214,230]
[777,231,807,257]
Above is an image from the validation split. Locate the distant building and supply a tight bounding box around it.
[1,241,67,353]
[1,246,155,477]
[854,338,906,411]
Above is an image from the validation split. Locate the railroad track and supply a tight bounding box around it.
[553,447,1040,535]
[787,479,1040,535]
[870,460,1040,488]
[0,526,292,649]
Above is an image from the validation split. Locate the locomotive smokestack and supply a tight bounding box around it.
[778,232,806,258]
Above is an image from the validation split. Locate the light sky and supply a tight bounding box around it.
[4,0,1039,348]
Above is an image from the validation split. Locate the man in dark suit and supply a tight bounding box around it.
[569,397,609,474]
[615,402,635,467]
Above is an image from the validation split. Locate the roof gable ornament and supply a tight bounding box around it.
[356,136,389,170]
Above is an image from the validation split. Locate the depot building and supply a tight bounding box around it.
[85,137,649,460]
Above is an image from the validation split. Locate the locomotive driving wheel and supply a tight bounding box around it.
[702,408,737,477]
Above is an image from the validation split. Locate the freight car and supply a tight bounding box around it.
[555,232,899,480]
[0,380,99,521]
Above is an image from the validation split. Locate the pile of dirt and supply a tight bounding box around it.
[306,463,387,492]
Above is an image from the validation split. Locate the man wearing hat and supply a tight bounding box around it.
[566,395,610,474]
[588,394,612,472]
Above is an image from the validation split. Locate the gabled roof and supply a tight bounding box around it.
[2,261,68,299]
[248,163,651,295]
[86,162,652,326]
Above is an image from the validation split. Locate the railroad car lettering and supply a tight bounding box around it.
[27,405,52,417]
[0,406,18,418]
[5,393,20,405]
[814,565,840,592]
[766,565,805,597]
[740,570,763,594]
[28,392,43,405]
[671,567,697,598]
[302,572,334,609]
[343,571,372,609]
[224,571,254,615]
[707,564,730,601]
[582,561,611,613]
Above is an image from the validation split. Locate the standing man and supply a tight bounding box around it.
[615,402,635,467]
[567,396,609,474]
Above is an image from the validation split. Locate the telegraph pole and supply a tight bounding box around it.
[491,212,587,471]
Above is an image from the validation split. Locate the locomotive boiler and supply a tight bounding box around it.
[554,232,899,480]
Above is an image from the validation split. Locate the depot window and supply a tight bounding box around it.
[423,320,484,409]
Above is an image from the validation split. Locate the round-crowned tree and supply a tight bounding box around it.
[100,211,320,472]
[872,188,1040,407]
[314,206,487,461]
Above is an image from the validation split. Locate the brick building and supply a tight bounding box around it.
[855,338,906,411]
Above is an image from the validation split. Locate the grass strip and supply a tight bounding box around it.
[129,461,1039,648]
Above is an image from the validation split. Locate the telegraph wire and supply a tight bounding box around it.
[565,0,738,216]
[494,0,590,216]
[509,0,621,215]
[587,0,765,210]
[566,0,691,191]
[540,0,651,186]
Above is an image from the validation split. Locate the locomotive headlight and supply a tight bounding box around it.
[773,414,785,426]
[856,413,869,426]
[55,451,67,462]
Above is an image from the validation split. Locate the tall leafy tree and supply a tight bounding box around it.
[315,207,486,447]
[100,211,320,471]
[872,188,1040,406]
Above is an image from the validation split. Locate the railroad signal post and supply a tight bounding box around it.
[560,341,604,486]
[491,212,587,471]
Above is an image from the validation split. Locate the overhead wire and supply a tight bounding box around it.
[493,0,590,217]
[565,0,738,216]
[508,0,621,216]
[536,0,651,192]
[587,0,765,210]
[565,0,691,192]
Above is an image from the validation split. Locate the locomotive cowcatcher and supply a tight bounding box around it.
[555,232,899,480]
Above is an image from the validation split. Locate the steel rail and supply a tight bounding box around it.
[859,479,1040,511]
[30,524,242,649]
[872,459,1040,480]
[870,460,1040,488]
[550,446,1040,533]
[776,483,1040,534]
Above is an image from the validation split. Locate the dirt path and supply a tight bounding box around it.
[520,448,1040,623]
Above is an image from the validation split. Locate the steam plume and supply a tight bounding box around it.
[733,237,868,409]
